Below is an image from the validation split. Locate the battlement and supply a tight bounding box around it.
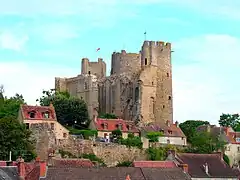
[112,50,139,57]
[142,41,171,49]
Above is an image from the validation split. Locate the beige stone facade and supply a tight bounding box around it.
[55,40,173,125]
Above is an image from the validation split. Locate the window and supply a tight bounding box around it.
[26,123,29,129]
[150,97,154,114]
[117,124,123,130]
[135,87,139,102]
[84,82,88,89]
[163,105,165,109]
[42,112,49,118]
[63,133,67,138]
[127,125,132,131]
[104,123,108,130]
[50,123,54,130]
[167,139,170,144]
[225,146,230,151]
[168,96,172,100]
[167,73,169,77]
[168,130,172,134]
[145,58,147,65]
[152,82,154,86]
[88,71,91,75]
[28,111,36,118]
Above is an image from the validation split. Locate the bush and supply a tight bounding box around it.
[112,129,122,139]
[116,161,132,167]
[223,154,230,165]
[80,153,106,166]
[120,136,142,149]
[59,149,76,158]
[67,127,97,139]
[146,132,163,142]
[99,113,118,119]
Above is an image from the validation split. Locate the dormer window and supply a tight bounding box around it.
[42,111,50,118]
[101,123,108,130]
[127,125,132,131]
[117,123,123,130]
[28,111,36,118]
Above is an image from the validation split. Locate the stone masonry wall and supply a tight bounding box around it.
[92,142,147,167]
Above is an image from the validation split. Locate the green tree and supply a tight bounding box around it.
[186,131,226,154]
[37,89,89,129]
[99,113,118,119]
[0,116,36,161]
[179,120,210,143]
[146,132,163,142]
[0,85,4,108]
[219,113,240,131]
[0,93,25,119]
[112,129,122,140]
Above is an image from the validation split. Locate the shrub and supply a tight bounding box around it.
[146,132,163,142]
[223,154,230,165]
[79,153,105,166]
[99,113,118,119]
[120,136,142,149]
[59,149,76,158]
[67,127,97,139]
[116,161,132,167]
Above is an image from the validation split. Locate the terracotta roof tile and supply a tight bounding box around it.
[21,104,57,121]
[142,123,186,137]
[176,153,238,178]
[133,161,177,168]
[45,167,191,180]
[94,118,139,133]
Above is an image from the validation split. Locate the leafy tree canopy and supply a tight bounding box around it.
[0,116,36,161]
[0,92,25,119]
[99,113,118,119]
[179,120,210,143]
[219,113,240,131]
[146,132,163,142]
[37,89,89,129]
[186,131,226,154]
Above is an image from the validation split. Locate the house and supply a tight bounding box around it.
[18,104,69,141]
[141,120,187,146]
[197,125,240,166]
[0,157,46,180]
[90,118,140,139]
[44,166,191,180]
[167,151,239,180]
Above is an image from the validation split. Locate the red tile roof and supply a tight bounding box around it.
[94,118,139,133]
[142,122,186,138]
[52,158,94,168]
[175,153,238,178]
[20,104,57,121]
[133,161,177,168]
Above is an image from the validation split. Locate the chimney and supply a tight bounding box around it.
[179,164,188,173]
[175,121,179,127]
[17,159,25,180]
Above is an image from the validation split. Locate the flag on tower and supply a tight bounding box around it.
[96,48,100,52]
[144,31,146,35]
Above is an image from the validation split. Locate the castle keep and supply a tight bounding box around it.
[55,40,173,125]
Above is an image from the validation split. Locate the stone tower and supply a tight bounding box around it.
[137,41,173,124]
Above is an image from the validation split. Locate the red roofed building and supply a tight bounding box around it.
[141,120,187,146]
[197,125,240,166]
[133,160,177,168]
[18,104,69,141]
[90,118,139,139]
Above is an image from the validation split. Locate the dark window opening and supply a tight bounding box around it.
[42,111,49,118]
[152,82,154,85]
[117,124,123,130]
[26,123,29,129]
[168,96,172,100]
[135,87,139,102]
[88,71,91,75]
[84,82,88,89]
[103,123,108,130]
[63,133,67,138]
[50,123,54,130]
[28,111,36,118]
[163,105,165,108]
[167,139,170,144]
[145,58,147,65]
[168,130,172,134]
[167,73,169,77]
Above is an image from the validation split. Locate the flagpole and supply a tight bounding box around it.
[144,30,147,41]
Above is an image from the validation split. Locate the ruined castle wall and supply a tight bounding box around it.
[55,78,67,92]
[111,50,140,75]
[140,41,173,124]
[81,58,106,78]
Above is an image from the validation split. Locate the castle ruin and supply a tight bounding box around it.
[55,40,173,125]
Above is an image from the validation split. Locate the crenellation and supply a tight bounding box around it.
[55,39,173,125]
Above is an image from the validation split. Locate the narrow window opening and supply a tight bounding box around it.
[29,111,36,118]
[167,73,169,77]
[88,71,91,75]
[163,105,165,109]
[145,58,147,65]
[50,123,54,130]
[168,96,172,100]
